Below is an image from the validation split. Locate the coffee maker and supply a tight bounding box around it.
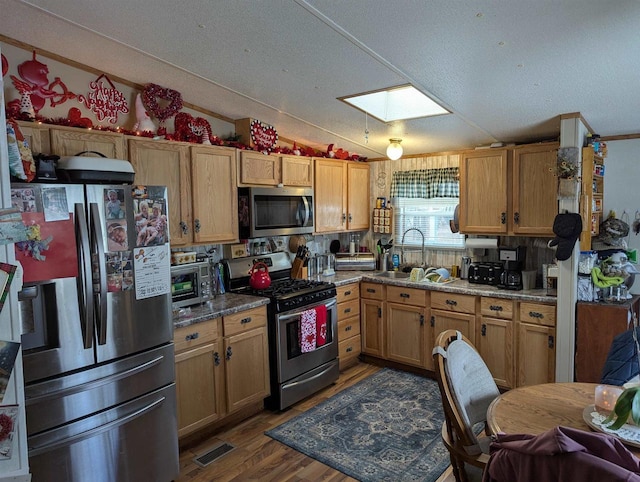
[498,246,526,290]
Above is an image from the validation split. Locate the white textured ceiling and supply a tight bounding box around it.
[2,0,640,159]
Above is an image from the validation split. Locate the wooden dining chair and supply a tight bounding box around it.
[433,330,500,482]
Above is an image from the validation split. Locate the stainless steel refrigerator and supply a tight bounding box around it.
[11,182,178,482]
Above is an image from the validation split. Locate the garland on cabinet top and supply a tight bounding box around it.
[2,52,365,161]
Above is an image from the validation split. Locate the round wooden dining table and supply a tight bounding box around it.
[486,382,640,457]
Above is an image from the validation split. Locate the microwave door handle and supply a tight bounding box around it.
[277,298,337,322]
[90,203,108,345]
[75,203,94,349]
[301,196,310,227]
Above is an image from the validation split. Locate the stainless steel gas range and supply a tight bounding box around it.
[224,252,339,410]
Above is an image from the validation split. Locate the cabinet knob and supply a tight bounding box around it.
[345,290,352,296]
[344,308,351,314]
[367,288,376,293]
[400,293,410,298]
[342,213,346,224]
[514,212,520,224]
[345,325,352,332]
[548,335,555,349]
[226,346,233,360]
[180,221,188,235]
[445,299,457,306]
[481,324,487,336]
[430,316,435,327]
[194,219,201,233]
[241,317,252,324]
[420,314,424,326]
[501,212,506,224]
[348,213,353,222]
[185,332,199,341]
[490,305,503,312]
[529,311,544,319]
[213,352,221,366]
[346,346,353,353]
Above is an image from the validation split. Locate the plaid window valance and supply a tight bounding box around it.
[390,167,460,199]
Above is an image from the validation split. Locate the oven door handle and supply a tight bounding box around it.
[277,298,336,322]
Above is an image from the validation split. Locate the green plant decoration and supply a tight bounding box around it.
[604,385,640,430]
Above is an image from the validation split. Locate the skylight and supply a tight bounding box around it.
[339,84,449,123]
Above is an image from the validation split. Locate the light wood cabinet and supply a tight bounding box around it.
[386,286,430,369]
[50,125,126,159]
[128,138,192,246]
[360,282,385,357]
[314,159,370,233]
[478,297,515,389]
[430,292,477,358]
[190,145,238,244]
[174,305,269,438]
[129,139,238,246]
[517,302,556,387]
[460,143,557,236]
[580,147,605,250]
[174,319,224,438]
[336,283,361,370]
[16,120,50,154]
[222,307,269,413]
[238,151,313,187]
[282,155,313,187]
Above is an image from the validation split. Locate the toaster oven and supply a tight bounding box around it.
[170,260,212,308]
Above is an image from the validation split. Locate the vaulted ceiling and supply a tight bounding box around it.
[2,0,640,159]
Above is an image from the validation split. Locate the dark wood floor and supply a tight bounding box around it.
[177,361,454,482]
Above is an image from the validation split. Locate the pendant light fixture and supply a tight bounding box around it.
[386,138,403,160]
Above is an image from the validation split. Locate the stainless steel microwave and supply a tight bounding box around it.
[238,186,314,238]
[170,261,212,308]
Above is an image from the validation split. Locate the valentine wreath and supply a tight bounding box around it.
[142,83,183,123]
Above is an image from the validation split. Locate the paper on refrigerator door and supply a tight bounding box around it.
[133,244,171,300]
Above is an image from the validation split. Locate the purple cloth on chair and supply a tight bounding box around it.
[482,426,640,482]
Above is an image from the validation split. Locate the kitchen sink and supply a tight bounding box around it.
[374,271,411,279]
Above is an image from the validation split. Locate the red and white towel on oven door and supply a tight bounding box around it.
[300,305,328,352]
[300,308,317,352]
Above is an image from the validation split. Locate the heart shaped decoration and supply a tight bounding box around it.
[174,112,212,144]
[142,83,183,123]
[67,107,93,128]
[250,119,278,152]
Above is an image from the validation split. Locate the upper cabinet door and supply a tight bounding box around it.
[511,144,557,236]
[314,159,347,233]
[346,162,370,230]
[238,151,280,186]
[128,138,192,246]
[190,146,238,244]
[459,149,509,234]
[281,156,313,187]
[50,126,126,159]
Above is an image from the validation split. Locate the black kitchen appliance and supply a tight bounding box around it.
[224,252,338,411]
[498,246,527,290]
[468,262,504,286]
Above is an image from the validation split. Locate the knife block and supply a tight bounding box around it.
[291,257,306,279]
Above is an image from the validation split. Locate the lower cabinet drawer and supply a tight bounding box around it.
[338,316,361,340]
[339,334,362,359]
[174,318,219,353]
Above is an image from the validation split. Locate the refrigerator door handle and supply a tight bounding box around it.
[28,395,166,457]
[90,203,108,345]
[25,354,166,404]
[75,203,94,349]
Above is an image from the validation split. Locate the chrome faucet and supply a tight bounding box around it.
[401,227,426,267]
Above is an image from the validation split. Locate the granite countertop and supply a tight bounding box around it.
[312,270,555,303]
[174,270,555,328]
[173,293,270,329]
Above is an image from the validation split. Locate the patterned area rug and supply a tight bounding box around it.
[265,368,449,482]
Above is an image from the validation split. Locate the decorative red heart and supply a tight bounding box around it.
[142,83,183,123]
[250,119,278,152]
[174,112,212,143]
[67,107,93,128]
